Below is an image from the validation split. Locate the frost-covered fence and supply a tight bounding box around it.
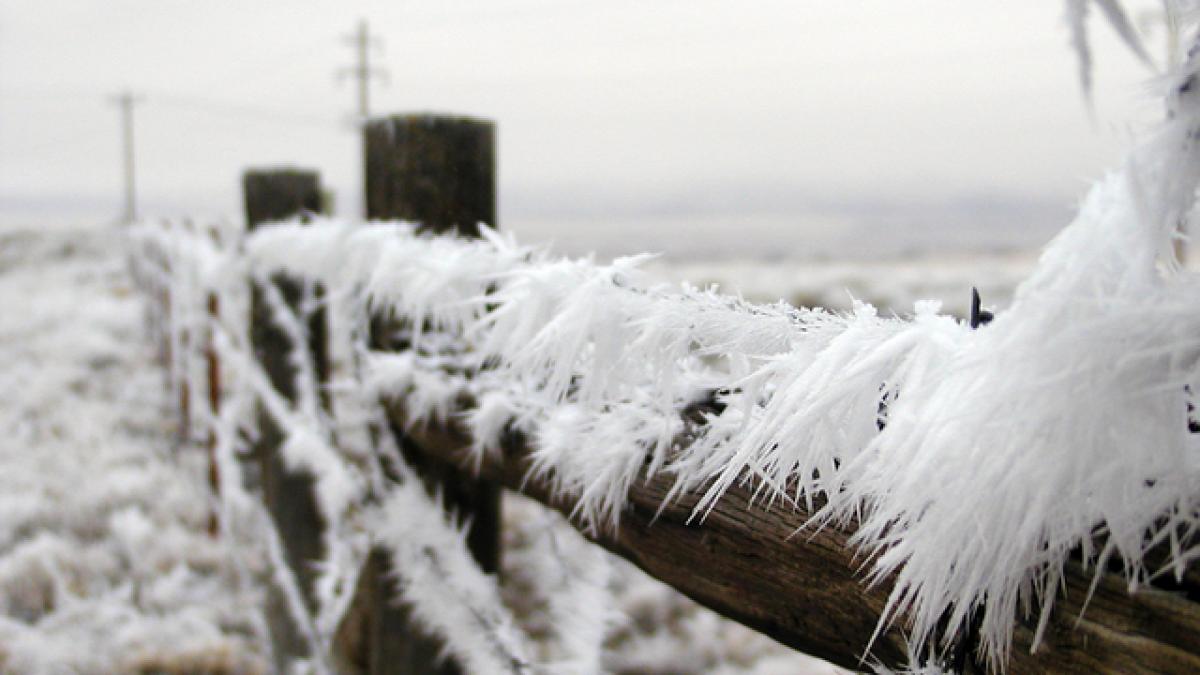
[394,388,1200,674]
[125,46,1200,671]
[129,208,1200,674]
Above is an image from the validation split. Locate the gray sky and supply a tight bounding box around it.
[0,0,1165,258]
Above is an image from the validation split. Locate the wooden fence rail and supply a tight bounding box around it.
[384,396,1200,674]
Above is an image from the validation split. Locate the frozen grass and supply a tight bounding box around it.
[0,226,270,674]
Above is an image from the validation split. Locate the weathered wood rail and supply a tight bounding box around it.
[387,397,1200,674]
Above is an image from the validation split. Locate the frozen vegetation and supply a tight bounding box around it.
[0,228,270,673]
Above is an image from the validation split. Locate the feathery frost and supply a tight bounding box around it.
[370,484,534,674]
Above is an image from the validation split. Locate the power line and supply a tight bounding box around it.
[109,90,144,223]
[5,86,344,128]
[338,19,388,121]
[149,92,343,128]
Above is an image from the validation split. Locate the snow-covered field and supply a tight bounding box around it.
[1,222,911,673]
[0,226,270,673]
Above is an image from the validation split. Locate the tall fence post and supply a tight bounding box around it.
[338,114,500,675]
[243,168,329,669]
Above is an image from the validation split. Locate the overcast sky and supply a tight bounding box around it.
[0,1,1167,259]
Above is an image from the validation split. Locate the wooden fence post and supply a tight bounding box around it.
[339,114,500,675]
[243,168,329,668]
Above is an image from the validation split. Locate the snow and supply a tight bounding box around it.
[0,227,270,673]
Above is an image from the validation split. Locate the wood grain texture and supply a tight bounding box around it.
[363,114,496,236]
[389,402,1200,674]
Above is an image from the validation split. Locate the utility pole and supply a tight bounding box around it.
[339,19,387,122]
[110,90,144,223]
[339,19,387,217]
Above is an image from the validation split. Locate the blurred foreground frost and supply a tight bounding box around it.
[0,228,271,673]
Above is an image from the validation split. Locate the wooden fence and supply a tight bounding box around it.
[160,113,1200,674]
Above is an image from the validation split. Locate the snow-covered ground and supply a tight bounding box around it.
[0,226,270,673]
[2,222,1037,673]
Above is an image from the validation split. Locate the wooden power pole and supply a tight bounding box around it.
[111,90,143,223]
[340,19,387,122]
